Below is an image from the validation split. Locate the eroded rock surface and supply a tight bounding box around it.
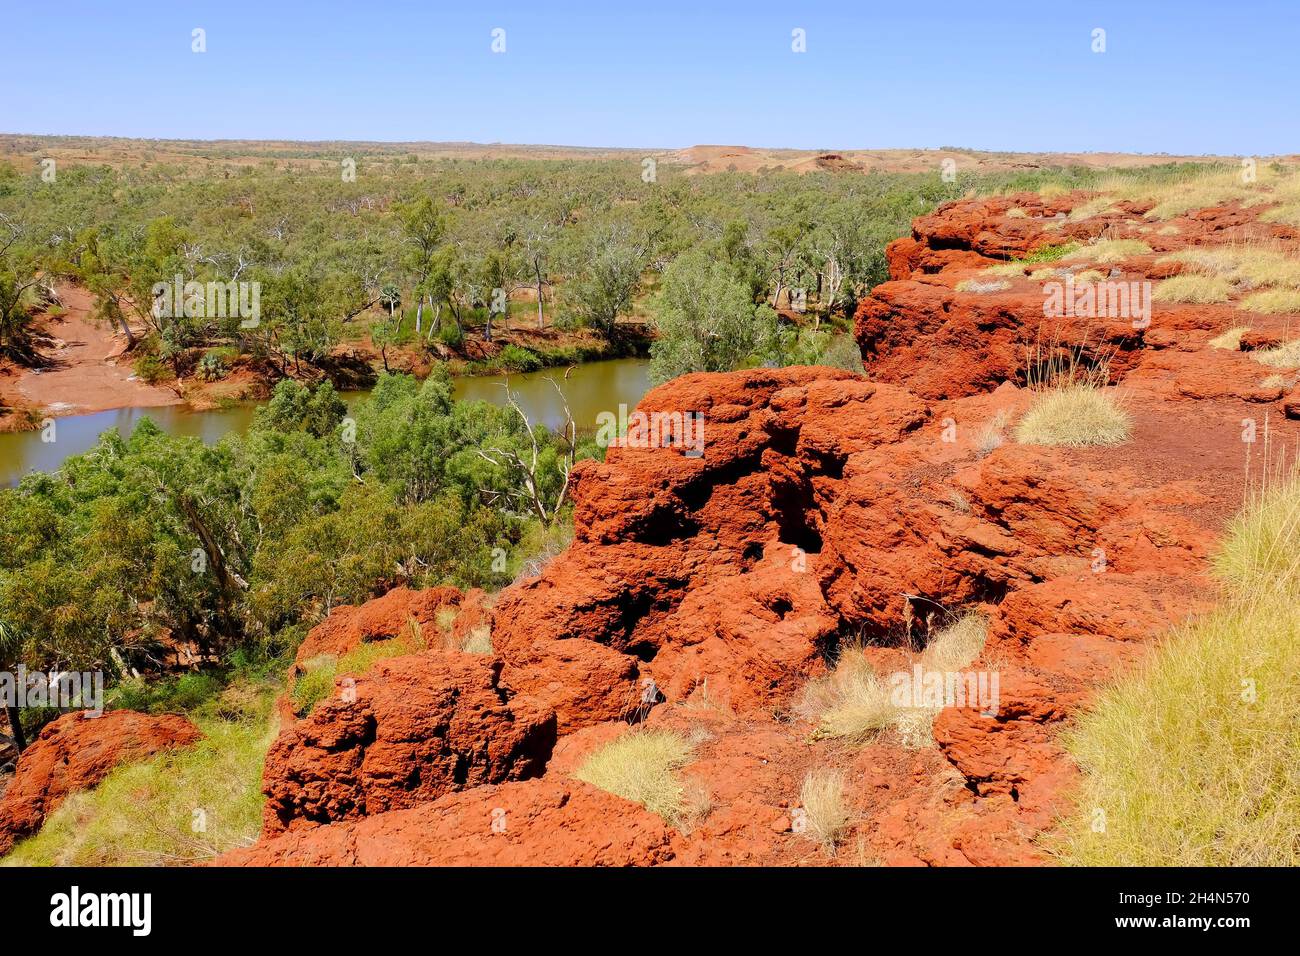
[223,778,672,866]
[262,652,555,835]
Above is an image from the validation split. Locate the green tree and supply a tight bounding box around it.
[648,251,780,383]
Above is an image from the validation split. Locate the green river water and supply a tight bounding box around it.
[0,358,651,487]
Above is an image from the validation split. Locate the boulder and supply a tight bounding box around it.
[0,710,201,855]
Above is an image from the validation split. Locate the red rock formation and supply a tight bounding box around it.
[291,585,484,675]
[0,710,201,855]
[233,188,1300,866]
[262,652,555,835]
[221,778,673,866]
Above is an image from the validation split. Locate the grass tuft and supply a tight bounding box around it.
[955,278,1011,294]
[1014,382,1132,447]
[1064,239,1152,264]
[1153,274,1233,304]
[1251,340,1300,369]
[1208,326,1249,350]
[798,614,988,746]
[1241,288,1300,315]
[799,770,851,848]
[573,729,694,824]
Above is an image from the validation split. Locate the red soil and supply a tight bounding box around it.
[218,191,1300,866]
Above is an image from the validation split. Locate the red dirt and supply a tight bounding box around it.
[221,190,1300,866]
[0,286,179,427]
[0,710,202,855]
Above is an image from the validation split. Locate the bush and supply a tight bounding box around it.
[132,352,171,385]
[496,344,542,373]
[197,352,228,381]
[437,323,464,348]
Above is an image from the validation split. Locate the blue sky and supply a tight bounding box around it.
[3,0,1296,153]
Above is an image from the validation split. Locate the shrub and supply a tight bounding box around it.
[132,352,171,384]
[197,352,228,381]
[1014,383,1132,447]
[436,323,464,348]
[573,729,694,824]
[496,344,542,373]
[1021,241,1082,262]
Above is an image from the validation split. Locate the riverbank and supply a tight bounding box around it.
[0,286,181,431]
[0,283,651,434]
[0,357,652,487]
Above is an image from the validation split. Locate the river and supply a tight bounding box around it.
[0,358,652,487]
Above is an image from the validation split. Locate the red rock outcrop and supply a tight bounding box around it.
[491,369,926,725]
[233,187,1300,866]
[291,585,486,676]
[262,652,555,835]
[221,778,673,866]
[0,710,201,855]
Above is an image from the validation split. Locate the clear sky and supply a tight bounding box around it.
[3,0,1296,154]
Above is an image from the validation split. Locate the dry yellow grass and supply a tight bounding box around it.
[1092,165,1280,220]
[1067,196,1121,221]
[461,624,493,654]
[1056,473,1300,865]
[1208,326,1249,350]
[1242,288,1300,314]
[1163,245,1300,288]
[798,613,988,747]
[1063,238,1152,264]
[1251,340,1300,368]
[955,278,1012,294]
[573,729,694,824]
[982,262,1030,278]
[1014,382,1132,447]
[798,770,851,848]
[1152,274,1233,304]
